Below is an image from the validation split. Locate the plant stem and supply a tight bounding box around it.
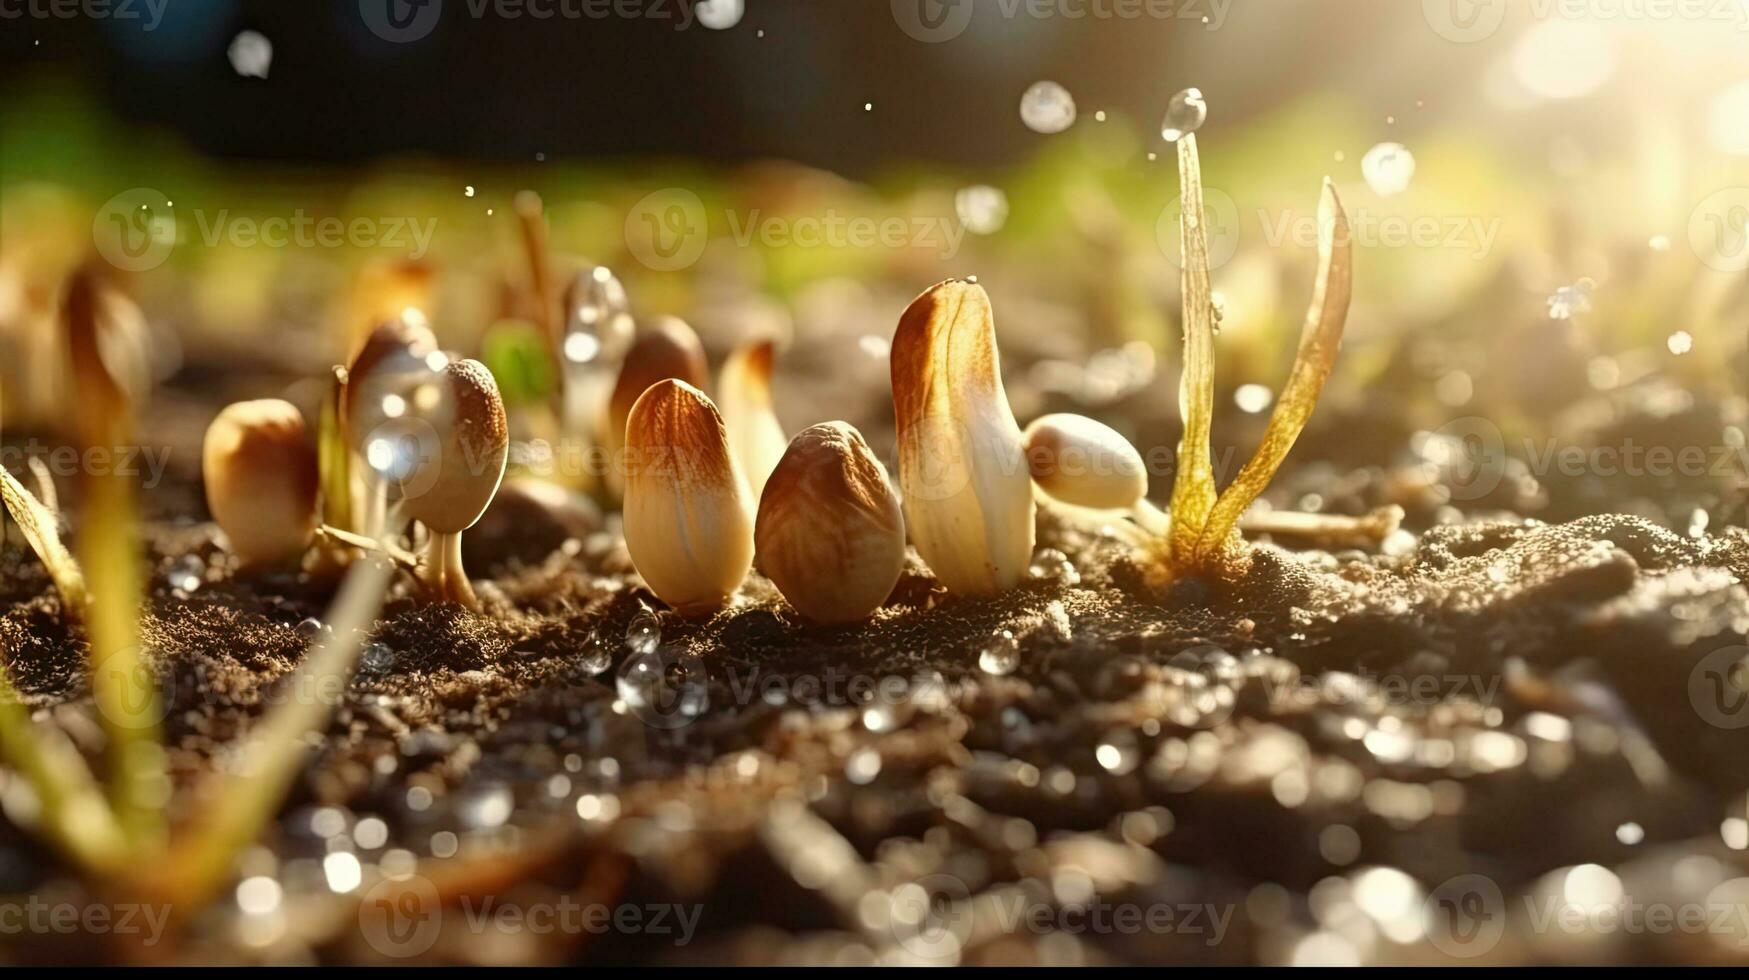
[422,531,478,610]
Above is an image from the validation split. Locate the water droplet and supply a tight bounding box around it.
[1160,87,1207,142]
[845,747,882,785]
[1028,548,1080,587]
[616,647,709,725]
[1235,384,1273,414]
[1361,142,1415,197]
[227,31,272,79]
[464,185,475,198]
[954,184,1010,236]
[1020,81,1077,134]
[978,630,1021,676]
[858,334,891,359]
[1667,330,1694,355]
[695,0,744,30]
[359,642,395,674]
[295,617,330,640]
[624,608,661,655]
[573,630,614,677]
[1547,280,1594,320]
[458,783,513,829]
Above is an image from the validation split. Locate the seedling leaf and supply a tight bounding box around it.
[0,465,87,611]
[1166,134,1220,562]
[1195,180,1353,565]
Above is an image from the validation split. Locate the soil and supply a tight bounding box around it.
[2,336,1748,965]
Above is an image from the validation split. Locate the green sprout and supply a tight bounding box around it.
[0,265,402,937]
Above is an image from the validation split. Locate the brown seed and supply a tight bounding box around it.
[756,422,905,623]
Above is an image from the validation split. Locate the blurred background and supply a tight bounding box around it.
[2,0,1747,527]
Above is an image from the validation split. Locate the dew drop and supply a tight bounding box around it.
[954,184,1010,236]
[624,608,661,655]
[978,630,1021,676]
[1020,81,1077,134]
[1361,142,1415,197]
[1160,87,1207,142]
[359,642,395,675]
[573,630,614,677]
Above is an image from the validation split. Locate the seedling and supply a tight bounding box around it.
[0,266,403,940]
[396,358,510,611]
[622,378,755,615]
[889,133,1354,594]
[756,421,906,624]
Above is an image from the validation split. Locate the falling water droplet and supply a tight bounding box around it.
[1020,81,1077,134]
[227,31,272,79]
[1160,87,1208,142]
[955,185,1010,236]
[1547,280,1594,320]
[979,630,1021,676]
[1361,142,1416,197]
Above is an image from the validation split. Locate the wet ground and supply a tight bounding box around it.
[3,477,1748,963]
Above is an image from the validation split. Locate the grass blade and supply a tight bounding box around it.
[63,265,166,849]
[0,465,86,611]
[0,670,129,875]
[1195,180,1353,565]
[1165,134,1220,563]
[145,537,400,910]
